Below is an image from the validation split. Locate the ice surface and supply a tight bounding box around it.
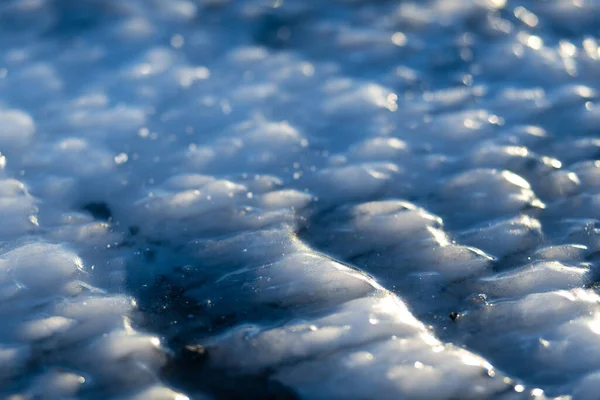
[1,0,600,398]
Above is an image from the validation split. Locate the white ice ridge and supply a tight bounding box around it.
[188,229,522,400]
[0,242,187,400]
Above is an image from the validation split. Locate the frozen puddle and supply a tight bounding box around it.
[1,0,600,398]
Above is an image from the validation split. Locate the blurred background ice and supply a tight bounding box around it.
[1,0,600,399]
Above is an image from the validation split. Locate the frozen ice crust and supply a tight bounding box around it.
[1,0,600,398]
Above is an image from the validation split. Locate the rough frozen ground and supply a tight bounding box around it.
[1,0,600,398]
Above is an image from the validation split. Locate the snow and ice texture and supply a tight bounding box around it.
[2,0,600,398]
[0,243,181,399]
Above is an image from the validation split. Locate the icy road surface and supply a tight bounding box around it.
[1,0,600,399]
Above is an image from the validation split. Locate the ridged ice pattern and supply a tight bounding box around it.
[1,0,600,399]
